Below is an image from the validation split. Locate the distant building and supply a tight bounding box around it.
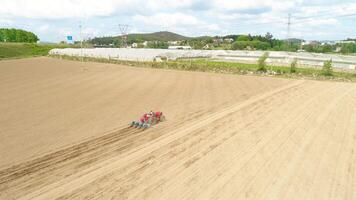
[320,41,336,45]
[213,38,223,43]
[143,41,148,47]
[203,44,211,49]
[224,38,234,43]
[335,47,342,52]
[93,44,115,48]
[131,43,138,48]
[168,45,192,50]
[337,40,356,44]
[302,41,320,46]
[168,41,180,45]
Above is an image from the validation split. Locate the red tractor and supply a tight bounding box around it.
[131,111,165,129]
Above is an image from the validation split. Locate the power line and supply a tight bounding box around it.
[287,13,291,44]
[118,24,129,48]
[293,13,356,24]
[228,9,355,29]
[292,7,346,20]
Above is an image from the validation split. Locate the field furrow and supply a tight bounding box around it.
[0,57,355,200]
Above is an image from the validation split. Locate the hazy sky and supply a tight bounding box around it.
[0,0,355,42]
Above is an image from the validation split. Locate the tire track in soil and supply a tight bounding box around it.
[125,82,324,200]
[15,81,304,200]
[0,127,140,193]
[0,127,137,182]
[0,105,217,199]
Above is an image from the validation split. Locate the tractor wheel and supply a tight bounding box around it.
[134,122,139,128]
[143,124,150,129]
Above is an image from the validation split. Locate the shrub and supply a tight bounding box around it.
[231,41,271,50]
[231,41,247,50]
[257,52,269,72]
[322,59,333,76]
[290,58,297,73]
[236,35,250,41]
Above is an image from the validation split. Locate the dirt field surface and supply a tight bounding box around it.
[0,57,355,200]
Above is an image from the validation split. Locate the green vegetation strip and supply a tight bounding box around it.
[0,43,81,60]
[50,54,356,82]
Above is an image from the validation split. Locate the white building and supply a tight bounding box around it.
[337,40,356,44]
[203,44,211,49]
[168,41,180,45]
[224,38,234,43]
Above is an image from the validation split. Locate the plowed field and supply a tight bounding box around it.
[0,57,355,200]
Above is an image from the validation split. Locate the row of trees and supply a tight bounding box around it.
[231,33,300,51]
[146,41,168,49]
[339,43,356,54]
[231,34,356,54]
[303,43,356,54]
[89,32,356,54]
[0,28,39,43]
[90,36,119,46]
[176,33,299,52]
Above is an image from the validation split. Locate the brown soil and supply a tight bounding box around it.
[0,57,355,199]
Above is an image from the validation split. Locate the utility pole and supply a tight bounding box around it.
[287,13,291,49]
[79,21,83,63]
[119,24,129,48]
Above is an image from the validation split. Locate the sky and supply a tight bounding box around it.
[0,0,355,42]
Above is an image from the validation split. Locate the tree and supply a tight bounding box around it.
[340,43,356,54]
[290,58,297,73]
[236,35,250,41]
[0,28,39,43]
[322,59,333,76]
[147,41,168,49]
[265,32,273,41]
[231,40,270,50]
[231,41,248,50]
[321,44,333,53]
[253,41,270,50]
[265,32,273,47]
[257,52,269,72]
[206,38,213,43]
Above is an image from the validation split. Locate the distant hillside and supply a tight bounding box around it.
[90,31,191,45]
[127,31,190,42]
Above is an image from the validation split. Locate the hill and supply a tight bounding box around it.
[127,31,190,42]
[89,31,191,45]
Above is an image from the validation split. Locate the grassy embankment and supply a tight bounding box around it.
[0,43,83,60]
[50,54,356,82]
